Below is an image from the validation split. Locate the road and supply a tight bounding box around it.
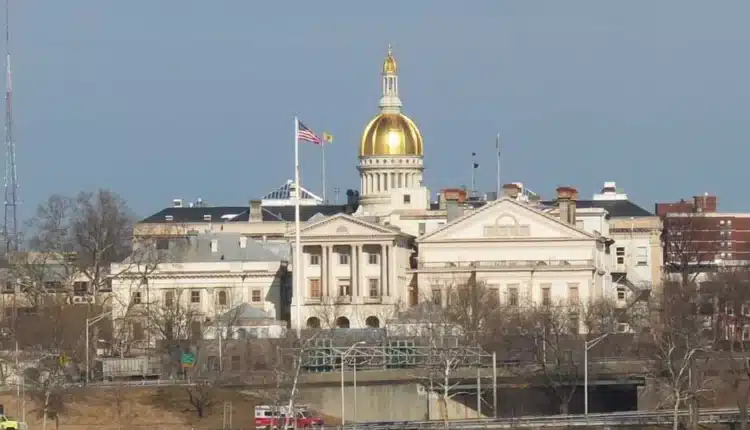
[342,408,744,429]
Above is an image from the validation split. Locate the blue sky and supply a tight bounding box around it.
[7,0,750,219]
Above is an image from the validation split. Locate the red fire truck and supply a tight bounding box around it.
[254,405,324,429]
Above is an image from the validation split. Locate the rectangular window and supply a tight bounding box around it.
[490,287,500,304]
[190,290,201,304]
[568,315,579,335]
[568,284,579,305]
[191,321,202,340]
[132,291,142,305]
[636,246,648,266]
[217,290,228,306]
[231,355,241,371]
[251,289,262,302]
[368,278,379,297]
[508,285,519,307]
[418,222,426,235]
[617,287,626,301]
[310,254,320,265]
[156,238,169,250]
[616,247,625,265]
[309,279,321,298]
[726,302,735,316]
[368,253,379,265]
[164,290,174,307]
[338,278,351,296]
[431,288,442,306]
[403,194,411,204]
[132,322,144,340]
[73,282,88,296]
[338,253,350,265]
[540,284,552,306]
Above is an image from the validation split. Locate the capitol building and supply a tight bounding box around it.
[114,47,661,338]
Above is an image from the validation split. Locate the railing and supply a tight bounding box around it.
[414,259,594,271]
[284,344,494,373]
[339,407,743,429]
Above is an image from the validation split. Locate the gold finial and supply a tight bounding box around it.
[383,44,397,74]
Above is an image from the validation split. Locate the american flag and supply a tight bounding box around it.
[298,121,322,144]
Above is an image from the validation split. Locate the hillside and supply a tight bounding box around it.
[0,386,286,430]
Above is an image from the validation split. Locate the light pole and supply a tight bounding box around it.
[85,310,113,385]
[584,332,614,418]
[340,341,365,425]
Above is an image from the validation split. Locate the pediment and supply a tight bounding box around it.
[295,214,403,239]
[419,198,594,243]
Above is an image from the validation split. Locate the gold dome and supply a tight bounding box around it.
[360,113,424,157]
[382,44,397,74]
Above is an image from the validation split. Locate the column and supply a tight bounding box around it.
[320,245,326,298]
[379,244,386,297]
[388,244,395,298]
[354,245,361,297]
[349,245,357,297]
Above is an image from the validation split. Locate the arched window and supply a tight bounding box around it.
[306,317,321,329]
[335,316,350,329]
[365,316,380,328]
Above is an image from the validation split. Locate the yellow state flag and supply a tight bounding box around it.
[322,132,334,144]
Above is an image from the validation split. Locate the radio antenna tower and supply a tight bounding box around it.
[3,0,18,253]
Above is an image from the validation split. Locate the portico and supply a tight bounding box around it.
[287,213,414,330]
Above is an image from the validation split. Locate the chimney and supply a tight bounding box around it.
[249,200,262,222]
[444,190,465,222]
[210,239,219,253]
[502,183,521,200]
[556,186,578,225]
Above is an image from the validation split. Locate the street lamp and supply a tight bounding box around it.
[340,341,365,425]
[584,332,614,418]
[85,310,113,385]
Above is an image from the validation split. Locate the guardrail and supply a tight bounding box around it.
[340,408,743,429]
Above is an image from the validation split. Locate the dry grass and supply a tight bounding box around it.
[0,386,262,430]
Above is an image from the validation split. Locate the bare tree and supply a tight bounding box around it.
[662,213,720,286]
[25,190,136,304]
[712,269,750,430]
[443,272,502,348]
[644,281,717,430]
[394,298,467,427]
[312,296,348,329]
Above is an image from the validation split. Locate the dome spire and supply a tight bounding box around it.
[379,44,402,113]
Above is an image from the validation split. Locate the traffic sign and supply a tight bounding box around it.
[181,352,195,368]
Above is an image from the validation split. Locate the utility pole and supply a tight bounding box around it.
[3,0,18,254]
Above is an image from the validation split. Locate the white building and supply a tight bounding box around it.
[130,48,659,335]
[110,233,290,346]
[414,186,610,313]
[287,213,413,330]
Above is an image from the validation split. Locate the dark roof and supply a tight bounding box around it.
[542,199,653,218]
[139,204,358,224]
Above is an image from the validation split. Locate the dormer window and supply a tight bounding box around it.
[203,214,212,221]
[165,215,174,221]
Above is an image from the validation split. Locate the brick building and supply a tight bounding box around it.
[656,194,750,281]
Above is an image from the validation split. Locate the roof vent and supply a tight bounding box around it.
[172,199,183,208]
[165,215,174,221]
[203,214,212,221]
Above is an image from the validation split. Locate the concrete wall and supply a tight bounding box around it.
[298,383,484,423]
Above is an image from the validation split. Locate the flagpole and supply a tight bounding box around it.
[294,115,302,338]
[322,139,327,203]
[496,133,501,197]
